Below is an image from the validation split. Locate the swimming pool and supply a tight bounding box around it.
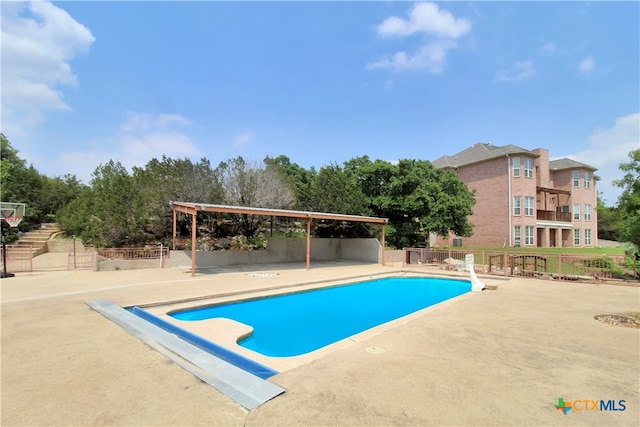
[170,276,471,357]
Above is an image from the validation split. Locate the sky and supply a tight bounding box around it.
[1,1,639,206]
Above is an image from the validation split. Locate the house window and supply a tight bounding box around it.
[514,225,521,247]
[513,157,521,177]
[574,229,581,246]
[525,196,535,216]
[524,158,534,178]
[585,204,592,221]
[525,226,534,245]
[573,203,580,220]
[584,171,591,188]
[585,229,592,245]
[573,170,580,187]
[513,196,521,215]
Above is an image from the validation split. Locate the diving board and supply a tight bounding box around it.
[86,300,285,410]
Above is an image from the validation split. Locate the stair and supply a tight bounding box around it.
[16,223,62,257]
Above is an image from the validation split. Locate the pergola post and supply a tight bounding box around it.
[381,223,386,266]
[191,212,197,277]
[172,208,177,250]
[306,217,311,270]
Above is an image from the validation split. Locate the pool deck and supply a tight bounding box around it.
[1,256,639,426]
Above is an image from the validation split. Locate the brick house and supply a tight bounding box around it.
[432,143,598,248]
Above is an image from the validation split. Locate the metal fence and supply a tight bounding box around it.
[68,250,96,270]
[95,246,170,260]
[403,248,485,272]
[0,245,33,273]
[487,252,616,281]
[403,248,623,283]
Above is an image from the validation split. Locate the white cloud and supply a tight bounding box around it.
[1,1,95,135]
[367,39,456,73]
[120,132,200,159]
[578,56,596,74]
[377,2,471,38]
[120,112,192,133]
[542,42,556,53]
[368,2,470,73]
[118,112,200,159]
[56,150,112,184]
[233,131,255,148]
[46,112,201,184]
[495,60,537,82]
[566,113,640,206]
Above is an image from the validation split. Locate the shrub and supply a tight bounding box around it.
[582,256,615,269]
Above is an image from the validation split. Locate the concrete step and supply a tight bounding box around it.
[20,234,56,239]
[15,223,62,257]
[17,238,47,245]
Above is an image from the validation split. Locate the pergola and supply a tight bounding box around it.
[171,201,389,276]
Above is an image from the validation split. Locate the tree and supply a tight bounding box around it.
[307,163,373,237]
[132,156,223,243]
[265,155,316,210]
[58,160,147,247]
[0,133,23,195]
[614,149,640,250]
[1,134,86,240]
[215,157,295,237]
[596,193,621,242]
[347,157,475,248]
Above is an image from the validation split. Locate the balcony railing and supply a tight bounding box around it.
[537,210,572,222]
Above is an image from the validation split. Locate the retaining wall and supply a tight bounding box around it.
[47,240,91,253]
[97,238,381,271]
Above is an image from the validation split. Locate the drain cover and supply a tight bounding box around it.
[365,346,387,354]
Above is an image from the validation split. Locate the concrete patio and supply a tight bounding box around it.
[1,257,638,426]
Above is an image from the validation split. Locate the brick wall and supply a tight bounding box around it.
[455,157,511,247]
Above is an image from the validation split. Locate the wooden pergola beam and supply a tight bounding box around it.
[170,201,389,276]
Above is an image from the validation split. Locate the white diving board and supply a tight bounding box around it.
[86,299,285,410]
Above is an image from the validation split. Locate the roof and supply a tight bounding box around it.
[170,201,388,224]
[549,158,597,171]
[432,142,537,168]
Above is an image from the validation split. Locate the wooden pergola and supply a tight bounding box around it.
[171,201,389,276]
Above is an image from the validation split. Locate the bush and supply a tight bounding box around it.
[229,235,268,250]
[582,256,615,269]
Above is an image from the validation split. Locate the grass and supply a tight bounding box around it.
[442,245,626,256]
[428,245,636,280]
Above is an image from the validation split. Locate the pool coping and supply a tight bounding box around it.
[136,270,480,373]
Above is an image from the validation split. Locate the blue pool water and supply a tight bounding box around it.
[171,276,471,357]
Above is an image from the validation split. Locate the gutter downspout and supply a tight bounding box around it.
[507,154,512,247]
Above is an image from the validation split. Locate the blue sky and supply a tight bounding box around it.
[2,1,638,206]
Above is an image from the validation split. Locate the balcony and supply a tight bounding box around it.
[537,210,572,222]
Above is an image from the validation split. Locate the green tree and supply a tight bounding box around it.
[614,149,640,250]
[265,155,316,210]
[132,156,223,243]
[596,193,621,242]
[0,133,22,196]
[1,134,86,238]
[58,160,147,247]
[347,157,475,248]
[307,163,373,237]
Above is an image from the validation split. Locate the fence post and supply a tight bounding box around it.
[558,254,562,281]
[504,252,508,277]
